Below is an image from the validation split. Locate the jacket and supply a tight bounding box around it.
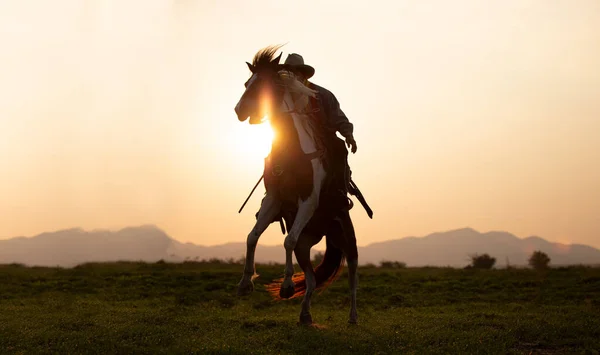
[307,83,354,139]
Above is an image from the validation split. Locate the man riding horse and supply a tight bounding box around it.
[281,53,357,205]
[235,46,370,325]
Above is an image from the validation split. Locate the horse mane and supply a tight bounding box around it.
[252,45,284,70]
[250,45,317,98]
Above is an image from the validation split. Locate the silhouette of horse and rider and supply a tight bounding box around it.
[234,45,372,325]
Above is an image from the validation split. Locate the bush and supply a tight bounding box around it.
[379,260,407,269]
[468,254,496,269]
[312,251,324,265]
[529,251,551,270]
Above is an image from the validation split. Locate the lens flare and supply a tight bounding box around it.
[251,120,275,157]
[229,116,275,160]
[259,87,273,118]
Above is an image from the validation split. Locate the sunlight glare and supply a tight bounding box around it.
[259,88,273,119]
[230,118,274,160]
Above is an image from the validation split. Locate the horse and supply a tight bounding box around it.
[234,46,359,325]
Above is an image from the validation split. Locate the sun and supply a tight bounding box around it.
[231,119,275,159]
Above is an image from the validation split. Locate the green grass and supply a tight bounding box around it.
[1,262,599,354]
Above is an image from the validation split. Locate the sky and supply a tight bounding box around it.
[0,0,599,248]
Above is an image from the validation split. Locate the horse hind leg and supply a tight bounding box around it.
[347,257,358,324]
[238,193,281,296]
[330,211,359,324]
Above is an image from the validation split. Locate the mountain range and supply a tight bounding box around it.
[1,225,599,267]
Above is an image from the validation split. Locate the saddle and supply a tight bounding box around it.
[257,96,356,234]
[258,138,353,235]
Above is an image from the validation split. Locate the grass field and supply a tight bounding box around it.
[1,261,599,354]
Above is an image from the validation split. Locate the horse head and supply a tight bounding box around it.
[235,46,284,124]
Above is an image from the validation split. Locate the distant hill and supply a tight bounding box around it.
[357,228,600,267]
[1,226,599,267]
[0,226,177,267]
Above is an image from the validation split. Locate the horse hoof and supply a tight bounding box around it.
[348,319,358,325]
[279,280,295,299]
[237,281,254,296]
[298,313,313,325]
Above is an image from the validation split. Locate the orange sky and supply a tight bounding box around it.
[1,1,599,248]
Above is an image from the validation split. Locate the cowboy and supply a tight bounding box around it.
[281,53,357,202]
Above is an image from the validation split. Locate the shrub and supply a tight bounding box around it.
[379,260,407,269]
[312,251,324,265]
[529,251,551,270]
[468,254,496,269]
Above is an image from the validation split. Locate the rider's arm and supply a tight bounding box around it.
[324,92,354,139]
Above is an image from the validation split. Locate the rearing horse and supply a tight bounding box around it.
[234,46,359,325]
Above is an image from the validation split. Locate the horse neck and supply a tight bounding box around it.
[281,90,318,155]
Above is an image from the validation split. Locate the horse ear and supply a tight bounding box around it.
[246,62,255,73]
[271,53,282,65]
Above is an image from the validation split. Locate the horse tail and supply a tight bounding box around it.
[266,238,345,300]
[313,238,346,292]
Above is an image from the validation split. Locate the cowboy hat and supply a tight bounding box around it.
[282,53,315,79]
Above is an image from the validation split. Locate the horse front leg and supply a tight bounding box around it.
[279,194,319,299]
[280,159,325,299]
[294,236,316,325]
[238,193,281,296]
